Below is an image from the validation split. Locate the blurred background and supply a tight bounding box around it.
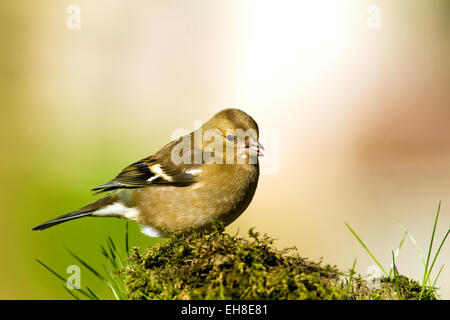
[0,0,449,299]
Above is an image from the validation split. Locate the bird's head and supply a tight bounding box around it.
[200,108,264,164]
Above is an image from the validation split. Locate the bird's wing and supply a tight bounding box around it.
[92,154,201,194]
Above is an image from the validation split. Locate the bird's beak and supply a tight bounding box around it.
[248,137,265,157]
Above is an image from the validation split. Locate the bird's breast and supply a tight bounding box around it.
[132,164,259,233]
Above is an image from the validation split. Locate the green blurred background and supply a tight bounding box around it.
[0,0,449,299]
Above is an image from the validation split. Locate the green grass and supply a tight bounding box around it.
[345,201,449,300]
[419,202,449,299]
[36,222,134,300]
[345,223,388,277]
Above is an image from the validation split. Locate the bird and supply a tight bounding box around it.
[32,108,264,237]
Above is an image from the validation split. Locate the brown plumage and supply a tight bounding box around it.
[32,108,263,237]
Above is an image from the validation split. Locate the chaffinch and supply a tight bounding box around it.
[32,108,263,237]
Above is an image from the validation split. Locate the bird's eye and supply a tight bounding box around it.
[226,135,234,142]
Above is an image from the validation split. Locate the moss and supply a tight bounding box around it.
[120,224,438,300]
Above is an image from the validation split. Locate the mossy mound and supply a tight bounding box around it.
[121,224,436,300]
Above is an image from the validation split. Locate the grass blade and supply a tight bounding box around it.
[424,229,449,290]
[327,287,337,300]
[125,221,129,256]
[391,250,402,299]
[35,259,66,282]
[399,224,426,267]
[64,246,106,282]
[419,201,441,299]
[388,228,408,278]
[86,287,100,300]
[35,259,96,300]
[63,286,82,300]
[345,258,357,299]
[103,261,125,299]
[399,224,433,287]
[345,222,388,277]
[432,264,444,289]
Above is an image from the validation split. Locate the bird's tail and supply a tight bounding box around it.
[32,195,115,231]
[31,210,94,231]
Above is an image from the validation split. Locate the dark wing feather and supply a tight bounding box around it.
[91,157,155,194]
[92,154,199,194]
